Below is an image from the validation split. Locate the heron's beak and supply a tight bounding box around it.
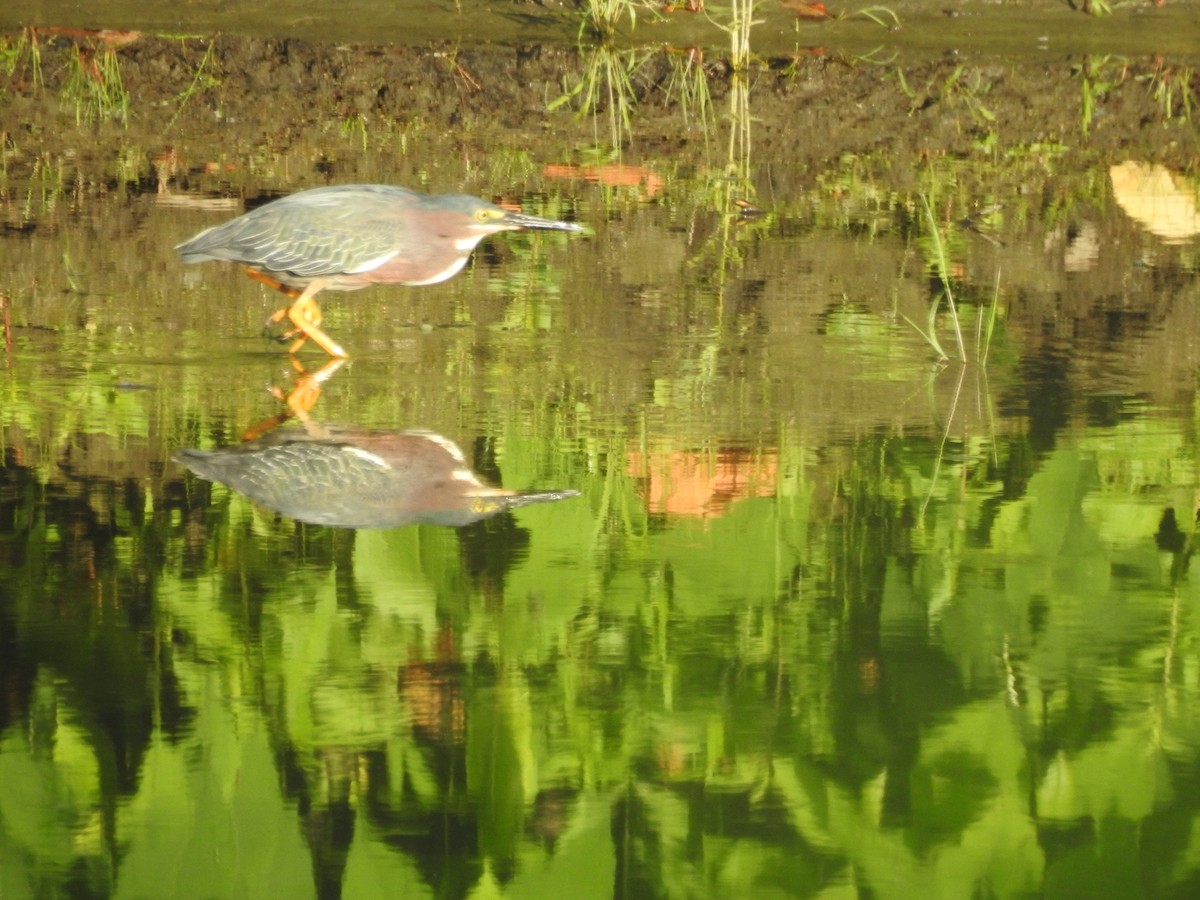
[500,210,585,233]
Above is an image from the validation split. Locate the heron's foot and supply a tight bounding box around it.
[262,298,337,352]
[251,271,330,349]
[285,295,347,358]
[255,280,344,357]
[262,306,297,345]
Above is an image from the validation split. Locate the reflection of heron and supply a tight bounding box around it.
[176,428,579,528]
[176,185,584,357]
[240,355,347,442]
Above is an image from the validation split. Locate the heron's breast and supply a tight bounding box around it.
[350,246,473,286]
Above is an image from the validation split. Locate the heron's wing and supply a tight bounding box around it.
[176,185,423,277]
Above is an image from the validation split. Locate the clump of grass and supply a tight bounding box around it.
[339,112,369,151]
[1073,56,1195,136]
[0,27,44,89]
[904,194,1004,366]
[550,45,646,148]
[905,194,965,362]
[61,44,129,125]
[1143,61,1196,123]
[558,0,757,149]
[578,0,647,40]
[661,46,716,143]
[723,0,758,73]
[1071,55,1124,137]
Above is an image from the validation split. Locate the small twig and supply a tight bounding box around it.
[166,39,218,132]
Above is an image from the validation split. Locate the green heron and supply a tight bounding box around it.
[176,427,580,528]
[176,184,583,357]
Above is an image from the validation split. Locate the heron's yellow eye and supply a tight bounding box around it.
[475,208,498,223]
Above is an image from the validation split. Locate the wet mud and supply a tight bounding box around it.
[2,27,1197,198]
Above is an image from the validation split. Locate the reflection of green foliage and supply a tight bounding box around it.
[663,169,766,296]
[812,144,1082,244]
[482,205,577,330]
[7,150,68,215]
[6,387,1200,895]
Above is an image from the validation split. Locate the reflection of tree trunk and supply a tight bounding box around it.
[828,435,964,819]
[830,462,890,790]
[1021,347,1071,457]
[611,783,665,900]
[300,753,357,900]
[457,435,532,604]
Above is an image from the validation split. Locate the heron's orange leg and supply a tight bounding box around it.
[244,267,300,329]
[243,266,299,297]
[242,268,347,358]
[284,285,346,358]
[246,267,306,342]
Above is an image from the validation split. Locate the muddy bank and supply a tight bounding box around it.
[1,27,1198,205]
[3,0,1199,57]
